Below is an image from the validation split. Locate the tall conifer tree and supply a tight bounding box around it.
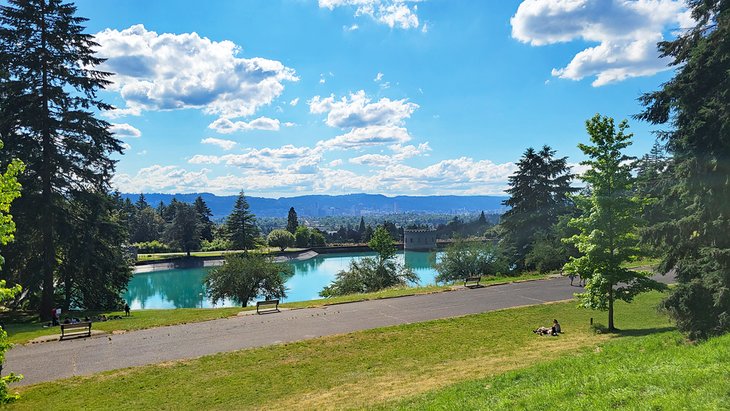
[637,0,730,339]
[500,145,576,269]
[0,0,122,318]
[226,191,259,251]
[286,207,298,234]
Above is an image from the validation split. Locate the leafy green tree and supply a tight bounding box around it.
[434,239,509,283]
[309,229,326,247]
[0,140,24,402]
[267,229,295,251]
[294,226,311,248]
[225,191,259,251]
[501,146,576,270]
[368,226,396,262]
[205,253,292,307]
[564,115,666,331]
[164,202,201,256]
[194,196,214,242]
[0,0,122,318]
[636,0,730,339]
[286,207,298,234]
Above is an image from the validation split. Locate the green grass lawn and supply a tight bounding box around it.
[7,292,673,410]
[135,247,307,262]
[3,271,552,345]
[388,326,730,410]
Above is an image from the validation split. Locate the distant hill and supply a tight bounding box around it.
[121,193,508,220]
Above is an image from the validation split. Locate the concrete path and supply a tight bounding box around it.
[5,273,674,386]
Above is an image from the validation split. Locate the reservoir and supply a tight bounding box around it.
[125,251,440,309]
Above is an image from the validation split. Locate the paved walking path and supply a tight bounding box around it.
[5,273,674,386]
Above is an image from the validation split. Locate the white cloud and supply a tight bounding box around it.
[318,125,412,150]
[289,97,300,106]
[114,155,516,196]
[511,0,689,86]
[348,142,430,166]
[201,137,237,151]
[109,123,142,138]
[94,24,297,118]
[374,72,384,82]
[208,117,281,134]
[319,0,421,30]
[309,90,418,129]
[344,24,360,31]
[284,122,297,127]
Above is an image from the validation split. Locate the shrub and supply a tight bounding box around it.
[133,240,173,253]
[268,229,295,251]
[434,239,510,283]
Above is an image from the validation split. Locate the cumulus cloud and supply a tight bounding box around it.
[309,90,418,129]
[201,137,237,151]
[114,155,516,196]
[208,116,281,134]
[94,24,297,118]
[318,125,412,150]
[319,0,421,30]
[289,97,300,106]
[349,142,431,166]
[109,123,142,138]
[511,0,688,86]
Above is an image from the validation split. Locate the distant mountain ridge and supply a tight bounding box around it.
[121,193,508,220]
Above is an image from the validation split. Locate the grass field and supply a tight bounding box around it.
[388,328,730,410]
[7,292,675,410]
[3,271,551,345]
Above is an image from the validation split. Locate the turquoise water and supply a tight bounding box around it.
[125,251,440,309]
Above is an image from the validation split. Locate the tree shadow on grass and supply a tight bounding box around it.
[591,324,676,337]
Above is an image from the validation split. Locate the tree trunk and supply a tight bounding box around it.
[608,286,615,331]
[38,0,55,321]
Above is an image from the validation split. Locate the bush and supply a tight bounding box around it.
[268,229,295,251]
[320,257,418,297]
[205,254,292,307]
[434,239,510,283]
[133,240,173,253]
[309,230,326,247]
[200,238,233,252]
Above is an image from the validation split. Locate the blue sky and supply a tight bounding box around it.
[74,0,690,197]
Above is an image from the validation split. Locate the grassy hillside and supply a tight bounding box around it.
[389,330,730,410]
[8,292,672,410]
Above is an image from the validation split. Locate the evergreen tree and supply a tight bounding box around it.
[130,207,164,244]
[225,191,259,251]
[636,0,730,339]
[501,145,576,270]
[164,202,201,256]
[57,191,132,309]
[564,115,666,331]
[135,193,148,211]
[358,216,366,234]
[0,0,122,318]
[194,196,213,242]
[286,207,298,234]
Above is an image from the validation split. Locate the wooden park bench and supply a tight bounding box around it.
[256,299,280,314]
[60,322,92,340]
[464,276,482,289]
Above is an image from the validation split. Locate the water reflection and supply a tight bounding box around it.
[124,251,440,309]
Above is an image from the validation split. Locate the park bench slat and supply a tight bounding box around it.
[464,276,482,289]
[256,299,280,314]
[60,322,92,340]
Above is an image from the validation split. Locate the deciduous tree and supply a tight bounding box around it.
[564,115,666,331]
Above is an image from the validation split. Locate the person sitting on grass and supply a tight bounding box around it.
[552,319,561,335]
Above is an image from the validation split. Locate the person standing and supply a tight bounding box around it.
[124,303,131,317]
